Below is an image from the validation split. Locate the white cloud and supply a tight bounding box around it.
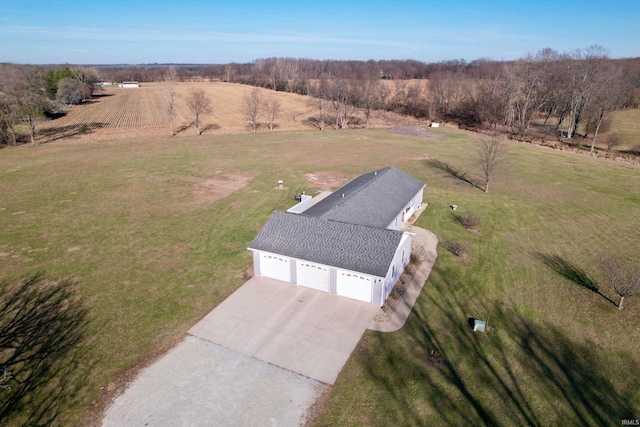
[0,24,416,48]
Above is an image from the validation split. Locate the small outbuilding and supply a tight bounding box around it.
[120,81,140,88]
[248,166,425,306]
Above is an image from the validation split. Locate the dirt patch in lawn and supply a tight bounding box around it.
[388,126,441,138]
[191,175,252,204]
[304,172,348,191]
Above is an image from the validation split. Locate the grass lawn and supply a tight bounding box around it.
[529,108,640,156]
[1,127,639,426]
[608,109,640,153]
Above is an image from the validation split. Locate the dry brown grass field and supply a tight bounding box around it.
[37,82,421,143]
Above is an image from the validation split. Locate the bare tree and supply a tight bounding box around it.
[265,97,281,131]
[274,58,300,92]
[0,94,19,145]
[377,82,391,111]
[604,132,622,152]
[56,78,91,105]
[585,65,626,152]
[5,68,50,145]
[390,79,410,109]
[602,255,640,310]
[562,45,609,140]
[506,51,554,136]
[310,78,329,130]
[429,70,466,117]
[541,51,571,126]
[165,66,178,136]
[68,66,100,100]
[328,79,357,129]
[223,64,235,82]
[355,79,379,127]
[404,80,427,118]
[17,89,49,145]
[186,88,211,135]
[254,57,279,91]
[307,96,327,131]
[476,136,508,193]
[243,88,264,132]
[474,66,511,130]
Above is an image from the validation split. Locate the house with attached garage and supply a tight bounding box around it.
[248,166,425,306]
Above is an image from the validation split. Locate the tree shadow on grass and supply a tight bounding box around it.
[425,159,484,191]
[174,121,194,135]
[39,122,109,143]
[451,212,467,228]
[619,146,640,157]
[0,273,91,426]
[531,252,616,306]
[201,123,220,133]
[351,265,638,426]
[90,93,114,99]
[438,240,470,260]
[302,117,324,130]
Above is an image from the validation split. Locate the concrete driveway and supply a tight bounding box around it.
[102,336,326,427]
[188,276,379,385]
[103,276,378,426]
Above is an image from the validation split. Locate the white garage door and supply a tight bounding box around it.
[297,261,329,292]
[259,252,290,282]
[336,271,372,303]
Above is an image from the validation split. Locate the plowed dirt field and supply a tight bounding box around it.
[38,81,420,143]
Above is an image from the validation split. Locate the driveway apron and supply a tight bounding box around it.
[188,276,379,385]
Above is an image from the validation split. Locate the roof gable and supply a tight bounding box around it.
[303,166,424,228]
[248,211,403,277]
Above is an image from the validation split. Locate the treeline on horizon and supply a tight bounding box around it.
[2,45,640,148]
[78,47,640,140]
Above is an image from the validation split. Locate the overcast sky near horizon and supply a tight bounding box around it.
[1,0,639,64]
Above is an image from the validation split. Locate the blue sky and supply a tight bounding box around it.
[1,0,639,64]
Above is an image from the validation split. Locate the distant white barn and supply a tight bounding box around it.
[120,81,140,88]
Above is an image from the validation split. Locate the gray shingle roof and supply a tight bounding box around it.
[303,166,425,228]
[248,211,404,277]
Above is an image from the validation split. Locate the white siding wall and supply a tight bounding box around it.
[387,211,403,231]
[386,187,424,231]
[381,233,413,305]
